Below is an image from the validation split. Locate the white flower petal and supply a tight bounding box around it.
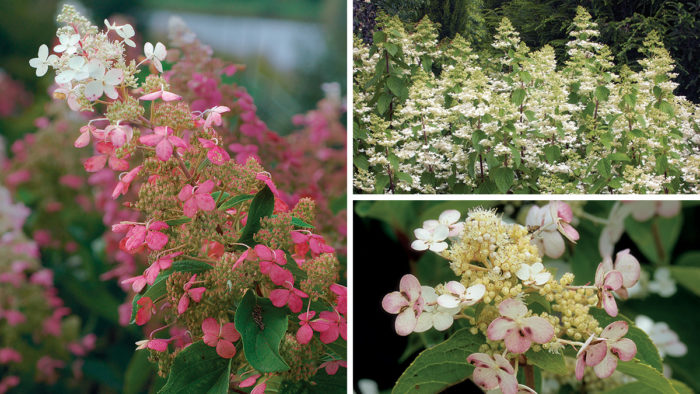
[84,80,103,101]
[430,241,448,253]
[411,240,428,251]
[432,312,454,331]
[437,294,460,309]
[516,264,531,281]
[154,42,167,60]
[38,44,48,60]
[439,209,460,225]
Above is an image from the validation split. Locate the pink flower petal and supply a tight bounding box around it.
[296,324,313,344]
[139,133,162,146]
[575,356,585,380]
[487,317,517,341]
[216,340,236,359]
[497,369,518,394]
[604,270,623,291]
[83,155,107,172]
[522,316,554,344]
[183,198,197,218]
[269,289,289,308]
[394,308,417,336]
[146,230,168,250]
[614,249,640,288]
[382,292,409,314]
[194,193,215,212]
[472,367,499,390]
[585,342,608,366]
[178,184,193,201]
[498,298,527,320]
[610,338,636,361]
[139,91,162,101]
[592,352,617,379]
[74,132,91,148]
[601,320,628,341]
[161,91,182,102]
[504,328,532,354]
[467,353,495,368]
[177,295,189,315]
[155,139,173,161]
[399,274,421,302]
[602,291,618,317]
[188,287,206,302]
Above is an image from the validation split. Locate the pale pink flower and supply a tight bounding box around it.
[198,138,230,165]
[139,126,187,162]
[381,274,425,336]
[467,353,518,394]
[105,124,133,147]
[178,179,216,218]
[296,311,316,344]
[37,356,65,384]
[415,286,460,332]
[526,201,579,258]
[595,249,640,316]
[177,274,206,314]
[30,269,53,287]
[487,298,554,353]
[270,282,308,313]
[0,375,20,393]
[422,210,464,238]
[626,201,681,222]
[203,106,231,128]
[575,321,636,380]
[139,87,182,102]
[437,281,486,309]
[112,165,142,199]
[202,318,241,359]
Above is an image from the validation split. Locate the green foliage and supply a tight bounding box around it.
[234,291,290,373]
[236,185,275,247]
[159,341,231,394]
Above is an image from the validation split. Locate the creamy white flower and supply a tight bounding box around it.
[144,42,167,73]
[635,315,687,358]
[29,45,58,77]
[423,209,464,238]
[648,267,677,297]
[414,286,460,332]
[55,56,89,84]
[105,20,136,47]
[516,262,551,286]
[84,60,124,100]
[411,224,449,253]
[437,281,486,308]
[54,33,81,55]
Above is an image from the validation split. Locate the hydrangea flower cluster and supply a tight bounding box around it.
[382,202,645,393]
[353,7,700,194]
[29,6,346,392]
[0,186,94,392]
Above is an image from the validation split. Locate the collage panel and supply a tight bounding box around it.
[353,200,700,393]
[352,2,700,194]
[1,1,346,393]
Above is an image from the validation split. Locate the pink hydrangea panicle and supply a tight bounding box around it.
[467,353,518,394]
[198,137,230,165]
[575,321,636,380]
[381,274,425,336]
[203,106,231,128]
[112,165,142,199]
[270,281,308,313]
[177,274,206,315]
[139,126,187,161]
[296,311,316,344]
[202,317,241,359]
[487,298,554,353]
[178,179,216,217]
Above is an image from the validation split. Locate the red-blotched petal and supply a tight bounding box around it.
[487,317,517,341]
[592,352,618,379]
[498,298,527,320]
[585,342,607,366]
[399,274,421,302]
[504,328,533,354]
[601,320,628,341]
[394,308,417,336]
[472,367,499,390]
[522,316,554,344]
[610,338,637,361]
[575,355,585,380]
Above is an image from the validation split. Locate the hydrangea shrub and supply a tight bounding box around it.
[353,7,700,194]
[28,5,347,392]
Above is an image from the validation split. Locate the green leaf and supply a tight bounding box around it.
[387,76,403,97]
[234,291,290,373]
[608,153,630,162]
[675,251,700,267]
[624,215,683,265]
[373,31,386,43]
[196,157,211,172]
[524,110,536,122]
[544,145,560,162]
[159,341,231,394]
[491,167,514,193]
[511,88,526,106]
[291,216,314,229]
[595,85,610,102]
[519,71,532,84]
[658,100,674,117]
[131,268,173,324]
[388,152,399,170]
[589,308,663,372]
[396,172,413,184]
[123,349,155,394]
[392,328,481,394]
[218,194,254,211]
[616,359,677,393]
[525,349,566,375]
[377,93,392,115]
[669,266,700,297]
[236,185,275,246]
[385,42,399,56]
[354,154,370,171]
[211,191,230,203]
[653,86,663,100]
[172,259,214,274]
[165,217,192,226]
[630,129,645,138]
[602,381,665,394]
